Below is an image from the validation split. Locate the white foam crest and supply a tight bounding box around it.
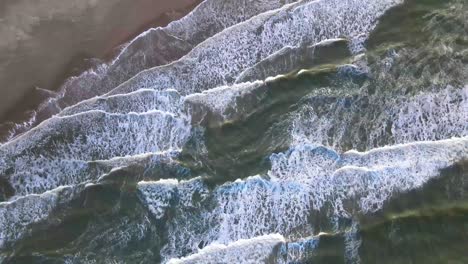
[60,0,299,101]
[144,175,314,260]
[1,110,191,196]
[138,177,211,215]
[3,0,298,143]
[5,110,190,156]
[235,37,350,83]
[138,179,179,219]
[277,236,320,264]
[165,0,299,44]
[138,178,218,260]
[0,185,81,249]
[167,234,285,264]
[9,150,182,199]
[214,177,315,244]
[2,70,274,198]
[59,89,184,116]
[108,0,402,96]
[61,80,263,124]
[291,86,468,149]
[278,238,319,264]
[270,137,468,215]
[290,102,344,148]
[139,137,467,259]
[93,149,180,165]
[73,0,298,98]
[142,177,325,261]
[0,151,186,248]
[185,81,264,119]
[390,86,468,143]
[235,44,309,83]
[220,137,468,236]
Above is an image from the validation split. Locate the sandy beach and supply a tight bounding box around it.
[0,0,200,125]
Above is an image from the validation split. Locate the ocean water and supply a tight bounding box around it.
[1,0,468,263]
[0,0,202,139]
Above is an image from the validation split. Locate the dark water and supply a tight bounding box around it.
[0,0,468,263]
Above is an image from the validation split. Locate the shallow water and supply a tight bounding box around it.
[0,0,200,139]
[0,0,468,263]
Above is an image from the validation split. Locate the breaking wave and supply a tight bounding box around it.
[1,0,467,262]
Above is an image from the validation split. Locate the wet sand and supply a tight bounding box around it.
[0,0,201,135]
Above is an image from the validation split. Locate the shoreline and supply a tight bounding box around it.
[0,0,202,140]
